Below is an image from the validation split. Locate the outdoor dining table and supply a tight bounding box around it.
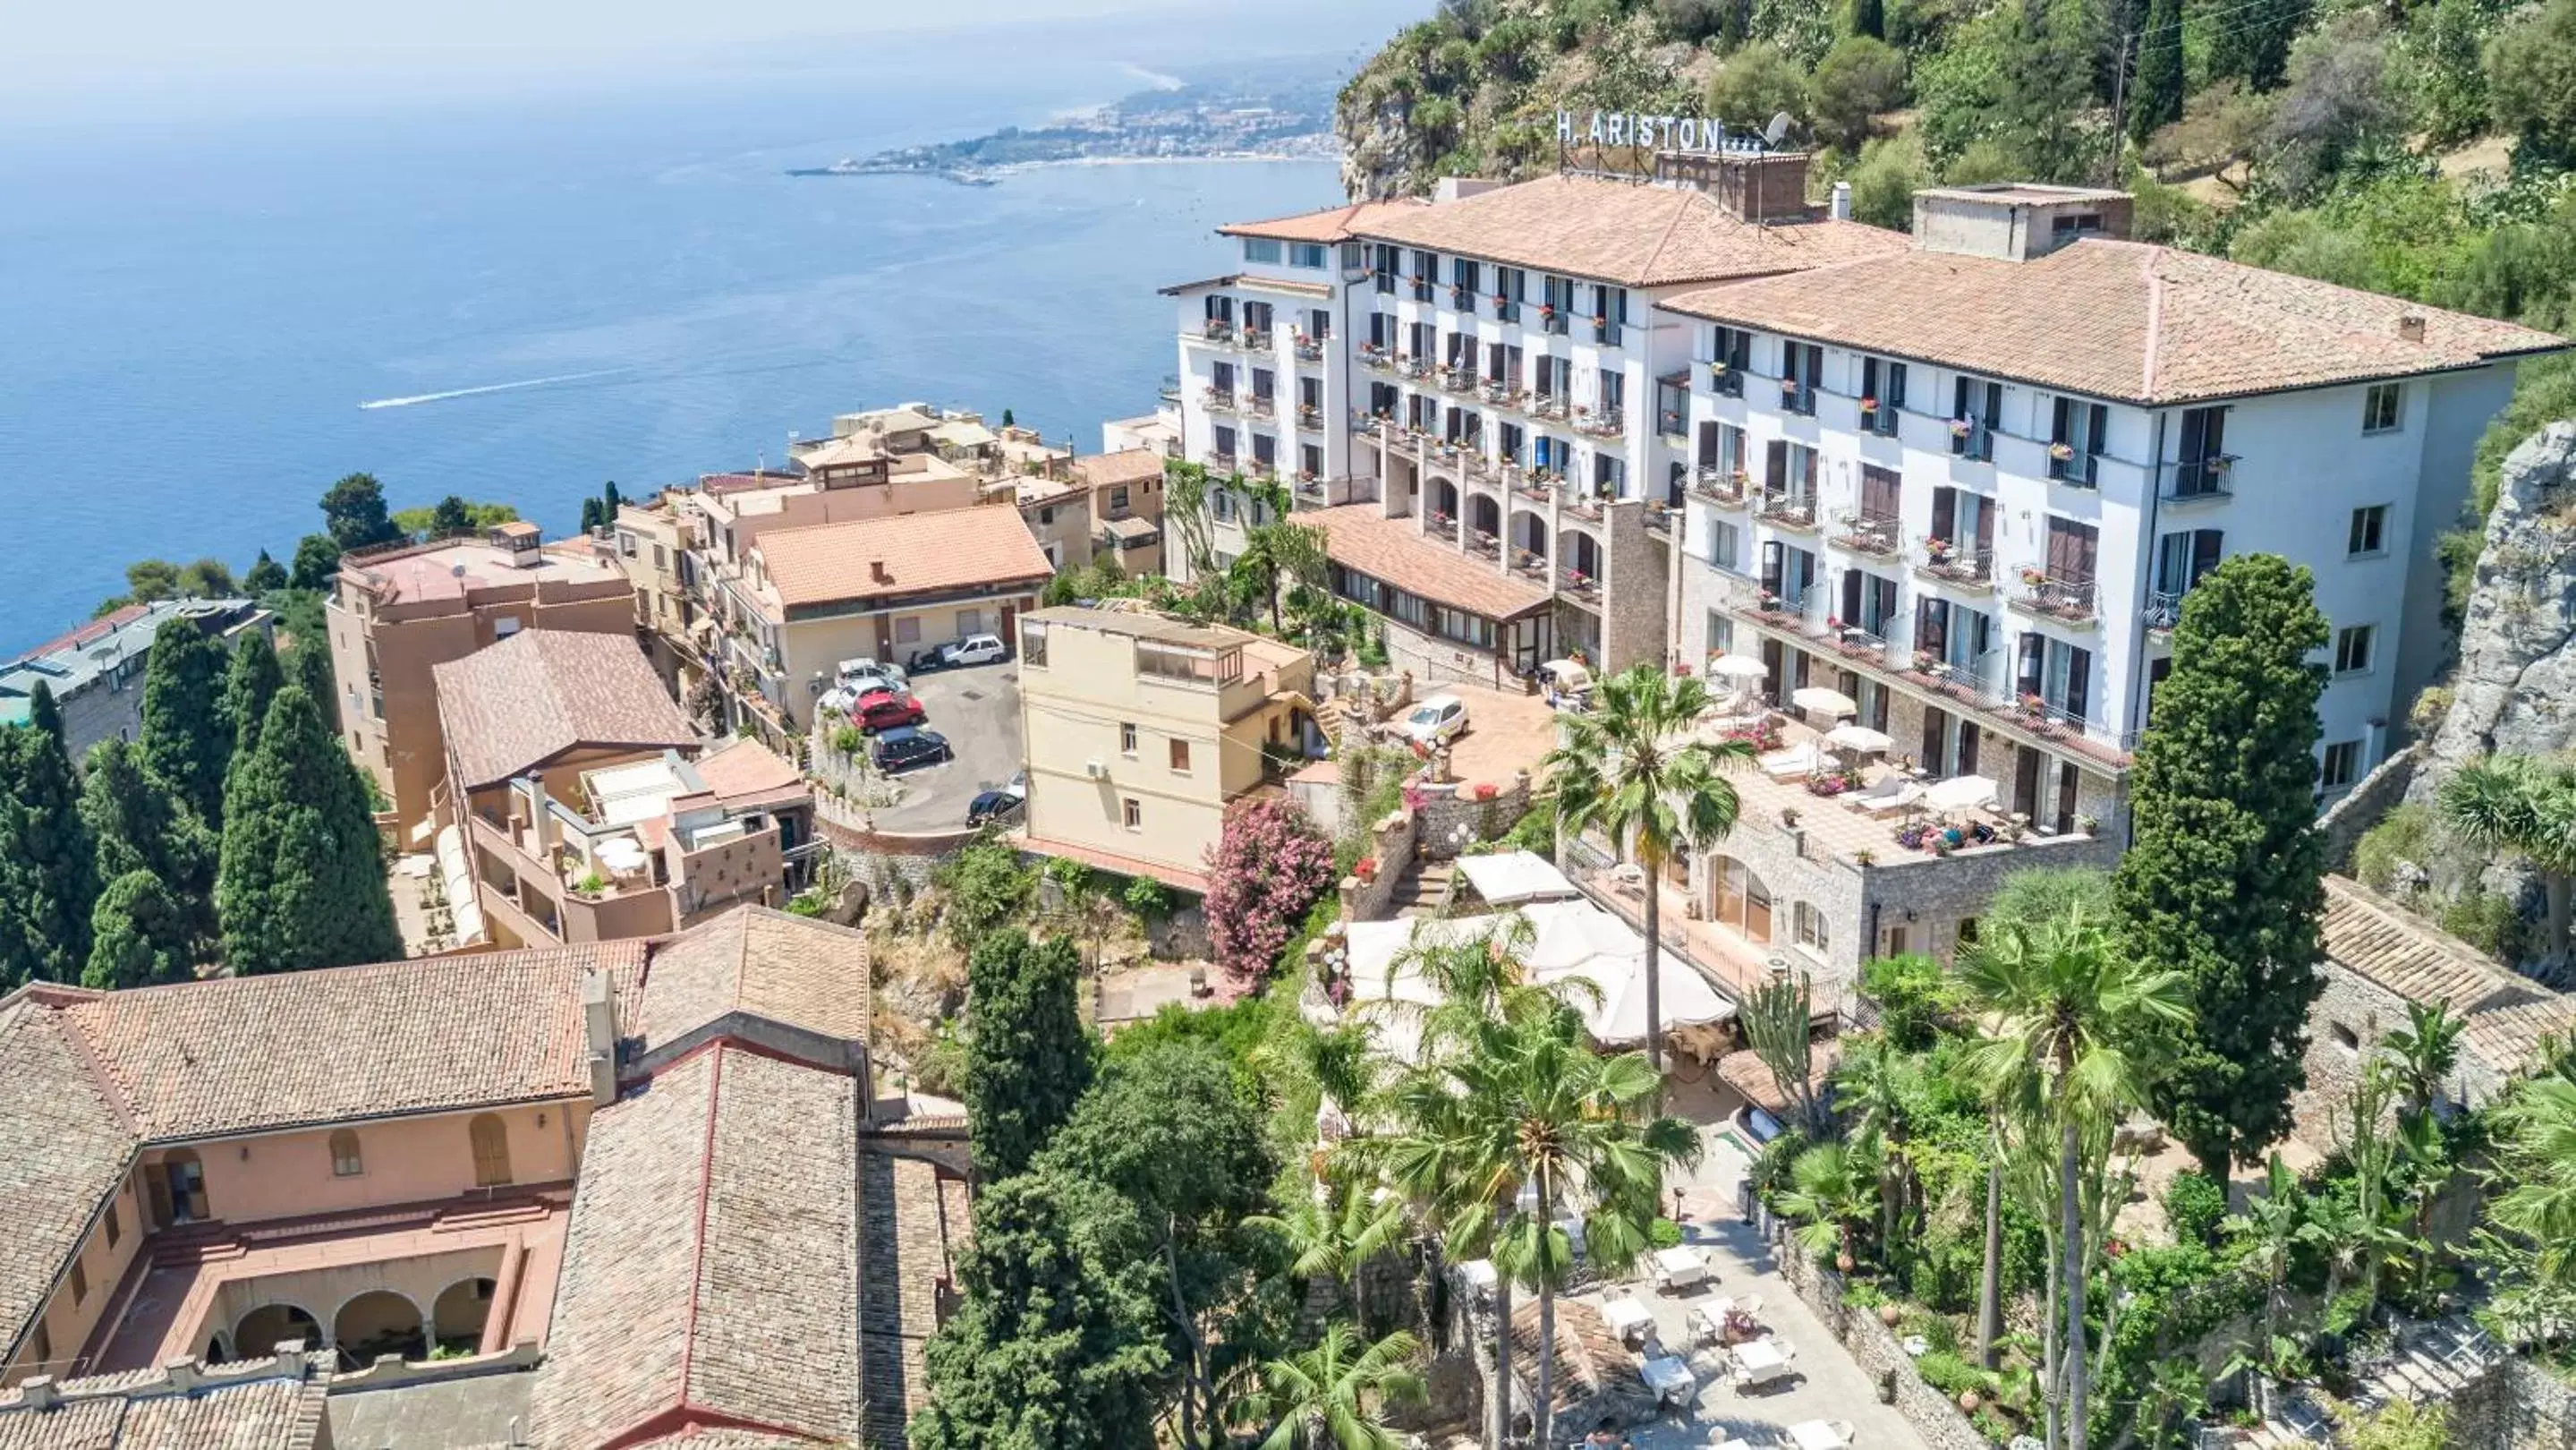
[1650,1245,1709,1292]
[1640,1354,1696,1409]
[1688,1298,1753,1345]
[1731,1336,1795,1388]
[1599,1293,1655,1347]
[1789,1420,1854,1449]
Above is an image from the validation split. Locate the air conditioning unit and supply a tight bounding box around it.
[1084,760,1108,780]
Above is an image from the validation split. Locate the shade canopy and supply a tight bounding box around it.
[1455,850,1580,907]
[1824,723,1893,754]
[1925,774,2001,812]
[1707,654,1770,680]
[1790,686,1858,717]
[1341,900,1733,1055]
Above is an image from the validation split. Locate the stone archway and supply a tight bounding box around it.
[1466,492,1501,541]
[234,1302,321,1358]
[1708,856,1773,947]
[1557,530,1603,581]
[1509,508,1550,563]
[1431,477,1458,523]
[432,1278,498,1353]
[333,1292,426,1369]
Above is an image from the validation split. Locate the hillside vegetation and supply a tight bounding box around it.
[1339,0,2576,641]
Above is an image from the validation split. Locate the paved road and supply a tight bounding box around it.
[870,661,1024,832]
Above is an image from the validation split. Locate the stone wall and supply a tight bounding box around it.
[1415,772,1535,861]
[1339,808,1421,922]
[2450,1356,2576,1450]
[1768,1231,1989,1450]
[2320,745,2420,869]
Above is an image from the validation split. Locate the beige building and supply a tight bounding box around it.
[0,904,967,1450]
[735,508,1054,729]
[430,629,815,951]
[1016,604,1315,890]
[1009,448,1170,576]
[326,525,636,833]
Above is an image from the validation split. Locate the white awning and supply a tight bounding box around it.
[1455,850,1579,907]
[1926,774,2001,812]
[1791,686,1858,718]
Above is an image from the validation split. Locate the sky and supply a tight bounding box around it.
[0,0,1418,123]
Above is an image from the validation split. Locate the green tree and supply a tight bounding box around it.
[964,930,1094,1179]
[1546,663,1751,1085]
[2488,1070,2576,1287]
[0,684,100,986]
[1228,1322,1426,1450]
[1374,1004,1696,1450]
[1035,1042,1279,1450]
[432,495,474,535]
[2114,555,2329,1175]
[80,738,216,947]
[319,472,401,551]
[1741,970,1822,1132]
[1811,36,1905,151]
[2209,0,2308,87]
[1705,41,1809,128]
[1848,0,1883,40]
[138,618,234,826]
[123,559,183,603]
[2438,754,2576,960]
[176,558,235,598]
[221,633,285,759]
[910,1168,1169,1450]
[289,533,343,591]
[2383,1000,2465,1124]
[243,549,288,594]
[1773,1139,1883,1269]
[84,869,192,989]
[2488,0,2576,168]
[2127,0,2183,142]
[579,497,605,533]
[938,836,1037,951]
[1245,1175,1409,1329]
[291,627,336,716]
[1959,906,2190,1450]
[1835,1035,1916,1245]
[217,683,400,975]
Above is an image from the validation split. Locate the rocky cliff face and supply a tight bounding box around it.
[2410,422,2576,793]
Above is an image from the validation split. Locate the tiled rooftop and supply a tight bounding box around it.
[634,907,871,1059]
[0,1348,334,1450]
[0,1001,138,1369]
[1307,506,1552,621]
[432,630,701,790]
[750,507,1053,610]
[2322,875,2549,1015]
[341,540,625,607]
[1217,198,1428,243]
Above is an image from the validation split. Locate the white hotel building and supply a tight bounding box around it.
[1162,157,2559,982]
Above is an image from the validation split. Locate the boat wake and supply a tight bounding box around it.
[358,368,627,410]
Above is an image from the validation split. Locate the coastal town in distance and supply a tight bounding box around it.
[9,4,2576,1450]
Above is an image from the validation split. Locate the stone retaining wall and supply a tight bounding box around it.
[1768,1227,1990,1450]
[2452,1355,2576,1450]
[2319,744,2420,868]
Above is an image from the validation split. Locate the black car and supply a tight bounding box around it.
[967,788,1025,825]
[871,726,952,773]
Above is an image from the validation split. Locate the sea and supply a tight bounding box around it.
[0,12,1379,651]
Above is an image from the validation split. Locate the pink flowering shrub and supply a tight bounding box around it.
[1203,797,1336,984]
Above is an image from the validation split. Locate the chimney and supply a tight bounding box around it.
[869,559,892,586]
[2397,313,2427,344]
[582,968,618,1103]
[1829,181,1852,221]
[16,1378,58,1411]
[159,1359,200,1395]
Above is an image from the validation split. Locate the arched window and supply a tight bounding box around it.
[329,1130,363,1178]
[468,1114,513,1188]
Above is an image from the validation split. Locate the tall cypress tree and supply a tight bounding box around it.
[0,683,100,986]
[2115,556,2331,1174]
[222,633,285,759]
[963,930,1095,1180]
[86,869,193,990]
[217,683,401,975]
[2127,0,2185,141]
[81,738,217,947]
[138,618,232,827]
[292,637,337,729]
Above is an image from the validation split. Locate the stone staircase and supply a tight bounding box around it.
[1390,861,1451,917]
[2224,1319,2504,1447]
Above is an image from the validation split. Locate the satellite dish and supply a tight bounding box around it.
[1764,113,1793,148]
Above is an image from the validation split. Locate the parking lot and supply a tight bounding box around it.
[868,660,1024,832]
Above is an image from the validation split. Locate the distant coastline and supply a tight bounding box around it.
[790,144,1335,187]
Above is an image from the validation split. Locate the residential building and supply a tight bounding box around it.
[1075,448,1169,576]
[1102,405,1181,459]
[0,904,968,1450]
[1017,603,1316,890]
[0,598,272,762]
[1170,158,1908,684]
[607,493,699,688]
[730,507,1053,729]
[325,525,636,834]
[1016,471,1096,571]
[430,629,815,950]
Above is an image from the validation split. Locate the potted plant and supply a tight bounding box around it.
[2077,813,2101,834]
[1472,780,1499,801]
[1708,360,1730,382]
[2048,440,2077,462]
[1355,855,1379,883]
[2020,566,2049,587]
[1858,396,1879,414]
[1948,417,1975,439]
[1923,535,1954,563]
[1540,303,1558,323]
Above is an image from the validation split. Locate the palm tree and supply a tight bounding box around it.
[1958,906,2191,1450]
[1836,1036,1915,1244]
[1773,1139,1884,1271]
[1545,662,1753,1083]
[2383,1000,2464,1126]
[2227,1154,2312,1344]
[2439,755,2576,964]
[2487,1074,2576,1286]
[1376,1002,1698,1450]
[1251,1176,1413,1332]
[1230,1321,1426,1450]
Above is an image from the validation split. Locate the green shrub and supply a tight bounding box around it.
[2441,888,2529,962]
[832,725,863,756]
[1861,951,1963,1051]
[1916,1349,1994,1399]
[1120,875,1173,921]
[2164,1169,2229,1247]
[1648,1216,1686,1249]
[2351,804,2433,893]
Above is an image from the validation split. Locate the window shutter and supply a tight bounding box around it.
[2192,529,2223,582]
[2052,396,2071,445]
[2018,633,2045,696]
[1923,705,1947,770]
[2062,648,2092,719]
[1765,439,1790,490]
[1931,486,1956,541]
[1841,569,1862,622]
[1975,502,1995,553]
[1889,362,1907,410]
[2087,404,2109,454]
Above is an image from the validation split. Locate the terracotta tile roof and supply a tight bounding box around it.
[0,1000,138,1366]
[1219,198,1428,243]
[2322,876,2546,1015]
[2464,997,2576,1080]
[531,1044,863,1448]
[1306,506,1552,621]
[687,736,805,804]
[1355,175,1908,287]
[1506,1299,1651,1418]
[433,630,701,790]
[1663,239,2566,405]
[1158,271,1335,300]
[1019,834,1213,895]
[751,508,1053,610]
[858,1151,967,1447]
[636,908,871,1056]
[0,1350,333,1450]
[1071,449,1168,489]
[56,942,649,1142]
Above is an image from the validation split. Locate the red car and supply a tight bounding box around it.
[853,693,927,735]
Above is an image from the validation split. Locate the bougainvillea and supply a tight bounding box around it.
[1202,797,1335,983]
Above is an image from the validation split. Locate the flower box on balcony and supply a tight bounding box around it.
[2020,567,2049,587]
[1858,397,1879,414]
[2048,441,2076,462]
[1780,377,1802,395]
[1707,362,1730,383]
[1949,418,1975,439]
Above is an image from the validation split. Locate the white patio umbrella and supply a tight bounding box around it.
[1824,723,1893,755]
[1791,686,1858,718]
[1924,774,2001,813]
[1707,654,1769,680]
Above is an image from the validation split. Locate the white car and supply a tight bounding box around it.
[938,634,1009,670]
[1399,695,1469,746]
[836,657,905,691]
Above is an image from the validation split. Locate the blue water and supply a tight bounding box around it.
[0,21,1359,648]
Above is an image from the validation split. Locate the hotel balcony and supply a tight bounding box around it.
[2144,589,2184,633]
[1246,394,1277,420]
[1575,407,1625,439]
[1559,566,1602,606]
[1692,467,1752,508]
[1755,490,1819,532]
[1480,379,1525,410]
[2006,575,2100,627]
[1530,395,1570,422]
[1645,504,1676,537]
[1704,362,1746,398]
[1296,403,1323,431]
[1399,356,1431,382]
[1210,451,1238,473]
[1203,388,1238,415]
[1293,472,1328,508]
[1913,543,1995,592]
[1199,320,1235,345]
[2159,456,2237,507]
[1294,334,1325,362]
[1512,547,1552,585]
[1243,328,1274,351]
[1829,514,1901,560]
[1775,378,1815,415]
[1360,345,1395,373]
[1439,365,1480,397]
[1947,421,1995,463]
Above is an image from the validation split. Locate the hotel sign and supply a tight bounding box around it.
[1557,108,1736,153]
